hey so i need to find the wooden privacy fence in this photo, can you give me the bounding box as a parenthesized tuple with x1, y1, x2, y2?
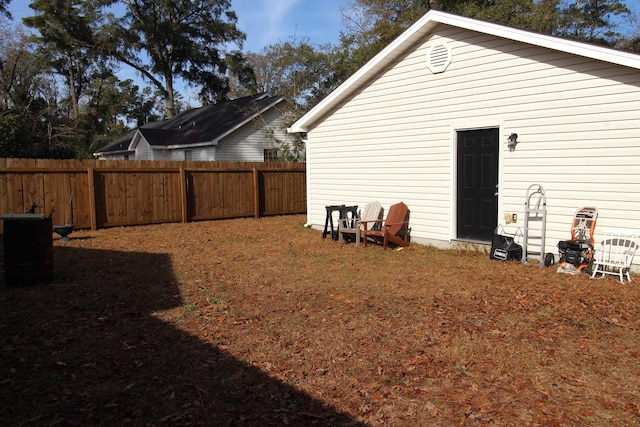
(0, 158, 306, 231)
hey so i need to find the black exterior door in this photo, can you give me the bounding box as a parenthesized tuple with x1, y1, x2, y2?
(456, 128, 499, 242)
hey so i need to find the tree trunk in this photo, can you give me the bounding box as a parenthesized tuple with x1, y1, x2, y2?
(67, 54, 79, 121)
(165, 73, 175, 118)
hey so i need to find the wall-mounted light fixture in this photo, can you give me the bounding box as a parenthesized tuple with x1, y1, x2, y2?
(507, 133, 519, 152)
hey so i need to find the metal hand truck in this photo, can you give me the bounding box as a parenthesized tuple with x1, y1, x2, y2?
(522, 184, 548, 267)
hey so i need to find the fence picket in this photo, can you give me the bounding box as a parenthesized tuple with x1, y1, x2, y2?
(0, 159, 306, 232)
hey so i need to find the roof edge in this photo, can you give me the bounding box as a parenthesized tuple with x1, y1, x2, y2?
(212, 96, 286, 144)
(153, 140, 219, 150)
(437, 12, 640, 68)
(289, 10, 640, 133)
(93, 149, 134, 157)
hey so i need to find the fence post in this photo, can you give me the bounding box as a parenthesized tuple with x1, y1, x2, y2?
(0, 160, 305, 230)
(180, 167, 188, 223)
(253, 167, 260, 218)
(87, 166, 97, 230)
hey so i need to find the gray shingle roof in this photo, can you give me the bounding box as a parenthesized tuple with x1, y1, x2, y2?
(96, 93, 284, 154)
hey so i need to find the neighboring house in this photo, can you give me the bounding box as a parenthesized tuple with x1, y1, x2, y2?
(289, 11, 640, 270)
(94, 93, 293, 162)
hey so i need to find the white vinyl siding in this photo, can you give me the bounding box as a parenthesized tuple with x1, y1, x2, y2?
(134, 138, 154, 160)
(305, 25, 640, 269)
(216, 108, 291, 161)
(190, 147, 216, 161)
(153, 146, 216, 161)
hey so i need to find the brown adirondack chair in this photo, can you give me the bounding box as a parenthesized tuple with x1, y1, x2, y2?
(362, 202, 410, 249)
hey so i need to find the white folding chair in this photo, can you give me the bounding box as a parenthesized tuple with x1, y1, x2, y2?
(591, 228, 639, 283)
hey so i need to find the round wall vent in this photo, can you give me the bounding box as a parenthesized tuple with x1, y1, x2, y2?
(426, 42, 452, 74)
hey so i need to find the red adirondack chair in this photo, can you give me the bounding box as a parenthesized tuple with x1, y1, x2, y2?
(362, 202, 410, 249)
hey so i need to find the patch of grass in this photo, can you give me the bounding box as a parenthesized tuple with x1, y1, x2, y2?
(206, 295, 225, 305)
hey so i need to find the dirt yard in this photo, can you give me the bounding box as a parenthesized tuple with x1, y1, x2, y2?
(1, 214, 639, 426)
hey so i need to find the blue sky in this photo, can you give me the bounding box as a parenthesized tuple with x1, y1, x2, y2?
(8, 0, 349, 52)
(233, 0, 348, 52)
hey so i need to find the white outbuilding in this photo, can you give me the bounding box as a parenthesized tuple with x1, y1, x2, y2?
(289, 11, 640, 270)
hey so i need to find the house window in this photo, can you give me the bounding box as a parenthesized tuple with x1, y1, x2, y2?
(264, 148, 278, 162)
(184, 150, 193, 161)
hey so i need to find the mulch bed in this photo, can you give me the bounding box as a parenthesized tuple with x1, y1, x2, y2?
(1, 215, 639, 426)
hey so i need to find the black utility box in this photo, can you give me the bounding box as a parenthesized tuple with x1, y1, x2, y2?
(1, 214, 54, 285)
(490, 231, 523, 262)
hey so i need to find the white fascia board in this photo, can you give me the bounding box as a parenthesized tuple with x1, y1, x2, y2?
(153, 140, 219, 150)
(435, 11, 640, 69)
(129, 130, 142, 150)
(93, 129, 140, 156)
(288, 10, 640, 133)
(288, 19, 429, 133)
(92, 149, 133, 157)
(212, 97, 286, 144)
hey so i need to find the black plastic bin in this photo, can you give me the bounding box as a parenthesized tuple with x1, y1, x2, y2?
(490, 230, 523, 262)
(2, 215, 54, 285)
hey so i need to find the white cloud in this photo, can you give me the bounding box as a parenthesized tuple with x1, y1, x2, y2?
(233, 0, 301, 51)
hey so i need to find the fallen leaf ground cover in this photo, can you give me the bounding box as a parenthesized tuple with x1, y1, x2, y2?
(1, 214, 639, 426)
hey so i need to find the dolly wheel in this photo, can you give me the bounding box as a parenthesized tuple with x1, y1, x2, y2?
(544, 253, 555, 267)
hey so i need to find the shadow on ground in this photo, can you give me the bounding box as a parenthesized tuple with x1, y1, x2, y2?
(0, 245, 362, 426)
